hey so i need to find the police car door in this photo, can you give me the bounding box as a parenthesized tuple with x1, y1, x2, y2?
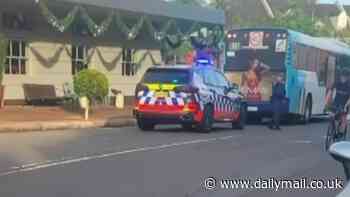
(211, 71, 234, 120)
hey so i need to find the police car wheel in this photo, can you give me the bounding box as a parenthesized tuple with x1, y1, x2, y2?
(196, 105, 213, 133)
(233, 105, 247, 130)
(137, 118, 155, 131)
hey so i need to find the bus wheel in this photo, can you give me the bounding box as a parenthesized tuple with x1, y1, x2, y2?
(301, 97, 312, 124)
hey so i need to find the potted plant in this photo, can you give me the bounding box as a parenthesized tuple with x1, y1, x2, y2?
(0, 34, 7, 109)
(73, 69, 109, 119)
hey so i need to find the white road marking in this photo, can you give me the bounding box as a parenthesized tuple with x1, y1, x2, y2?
(291, 140, 313, 144)
(0, 135, 241, 177)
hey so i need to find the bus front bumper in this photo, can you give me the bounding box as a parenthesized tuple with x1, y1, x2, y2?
(246, 99, 289, 115)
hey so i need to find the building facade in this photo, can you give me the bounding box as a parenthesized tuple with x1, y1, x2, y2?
(0, 0, 224, 104)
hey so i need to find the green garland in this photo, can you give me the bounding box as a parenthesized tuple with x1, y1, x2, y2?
(80, 7, 114, 37)
(38, 0, 79, 32)
(165, 35, 183, 49)
(115, 12, 145, 40)
(177, 22, 201, 39)
(0, 33, 7, 85)
(36, 0, 225, 48)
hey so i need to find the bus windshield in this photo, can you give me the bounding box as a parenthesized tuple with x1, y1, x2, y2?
(225, 29, 288, 102)
(225, 29, 287, 71)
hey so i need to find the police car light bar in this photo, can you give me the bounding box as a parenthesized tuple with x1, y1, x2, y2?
(195, 58, 213, 66)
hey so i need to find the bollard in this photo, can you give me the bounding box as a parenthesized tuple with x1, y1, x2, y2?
(116, 93, 124, 109)
(111, 89, 124, 109)
(79, 96, 90, 120)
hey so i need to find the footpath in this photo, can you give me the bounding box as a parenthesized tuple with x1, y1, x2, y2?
(0, 105, 135, 132)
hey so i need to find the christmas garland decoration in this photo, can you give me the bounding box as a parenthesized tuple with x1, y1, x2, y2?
(80, 7, 114, 37)
(64, 45, 73, 58)
(29, 45, 65, 68)
(145, 18, 177, 41)
(115, 12, 145, 40)
(37, 0, 79, 32)
(96, 48, 123, 71)
(190, 25, 224, 50)
(135, 50, 158, 71)
(165, 35, 183, 49)
(177, 22, 201, 40)
(36, 0, 225, 49)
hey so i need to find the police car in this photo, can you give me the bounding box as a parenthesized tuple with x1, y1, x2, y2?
(133, 59, 246, 132)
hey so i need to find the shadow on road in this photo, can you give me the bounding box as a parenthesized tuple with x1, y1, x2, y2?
(247, 116, 327, 127)
(152, 124, 242, 134)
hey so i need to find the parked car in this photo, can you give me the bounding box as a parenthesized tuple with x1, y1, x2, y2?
(133, 61, 246, 132)
(329, 142, 350, 197)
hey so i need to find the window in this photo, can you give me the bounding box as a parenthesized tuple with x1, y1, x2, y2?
(122, 48, 136, 76)
(201, 69, 228, 87)
(318, 50, 329, 86)
(202, 70, 217, 86)
(71, 45, 88, 75)
(142, 69, 190, 84)
(327, 56, 336, 88)
(295, 44, 307, 69)
(213, 71, 229, 87)
(5, 40, 26, 75)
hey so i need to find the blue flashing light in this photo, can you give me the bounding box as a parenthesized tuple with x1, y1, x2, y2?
(195, 58, 213, 66)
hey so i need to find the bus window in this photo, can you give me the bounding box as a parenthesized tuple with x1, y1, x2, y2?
(327, 56, 336, 88)
(318, 50, 329, 86)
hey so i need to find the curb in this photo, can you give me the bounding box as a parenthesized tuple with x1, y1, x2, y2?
(0, 118, 136, 133)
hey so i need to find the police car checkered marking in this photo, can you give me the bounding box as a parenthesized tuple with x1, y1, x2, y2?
(137, 91, 186, 106)
(165, 97, 173, 106)
(207, 93, 236, 113)
(138, 89, 238, 113)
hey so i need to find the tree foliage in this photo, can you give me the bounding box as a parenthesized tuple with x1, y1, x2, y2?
(169, 0, 206, 6)
(207, 0, 334, 37)
(73, 69, 109, 103)
(268, 0, 330, 36)
(208, 0, 226, 9)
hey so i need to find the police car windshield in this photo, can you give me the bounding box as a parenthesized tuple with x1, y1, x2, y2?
(142, 69, 190, 84)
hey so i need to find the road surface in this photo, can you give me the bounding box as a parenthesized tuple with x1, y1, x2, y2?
(0, 120, 345, 197)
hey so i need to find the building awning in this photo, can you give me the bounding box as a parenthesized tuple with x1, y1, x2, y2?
(58, 0, 225, 25)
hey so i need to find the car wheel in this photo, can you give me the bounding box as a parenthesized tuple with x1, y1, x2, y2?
(137, 117, 155, 131)
(233, 104, 247, 130)
(196, 105, 214, 133)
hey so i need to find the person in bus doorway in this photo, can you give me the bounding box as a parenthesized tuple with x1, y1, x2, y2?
(326, 71, 350, 138)
(269, 74, 286, 130)
(241, 58, 270, 102)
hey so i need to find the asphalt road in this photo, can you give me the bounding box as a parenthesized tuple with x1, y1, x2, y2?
(0, 120, 346, 197)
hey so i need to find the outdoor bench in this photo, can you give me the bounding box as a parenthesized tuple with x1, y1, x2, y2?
(23, 84, 64, 105)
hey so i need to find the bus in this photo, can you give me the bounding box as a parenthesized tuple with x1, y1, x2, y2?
(225, 28, 350, 123)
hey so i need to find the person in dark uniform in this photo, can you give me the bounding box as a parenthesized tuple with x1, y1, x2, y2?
(269, 74, 286, 130)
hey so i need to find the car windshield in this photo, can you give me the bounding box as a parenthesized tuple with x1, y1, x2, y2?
(142, 69, 191, 84)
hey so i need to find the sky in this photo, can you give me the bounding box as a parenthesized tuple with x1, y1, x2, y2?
(318, 0, 350, 5)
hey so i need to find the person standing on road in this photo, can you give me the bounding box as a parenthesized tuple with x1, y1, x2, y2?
(269, 74, 286, 130)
